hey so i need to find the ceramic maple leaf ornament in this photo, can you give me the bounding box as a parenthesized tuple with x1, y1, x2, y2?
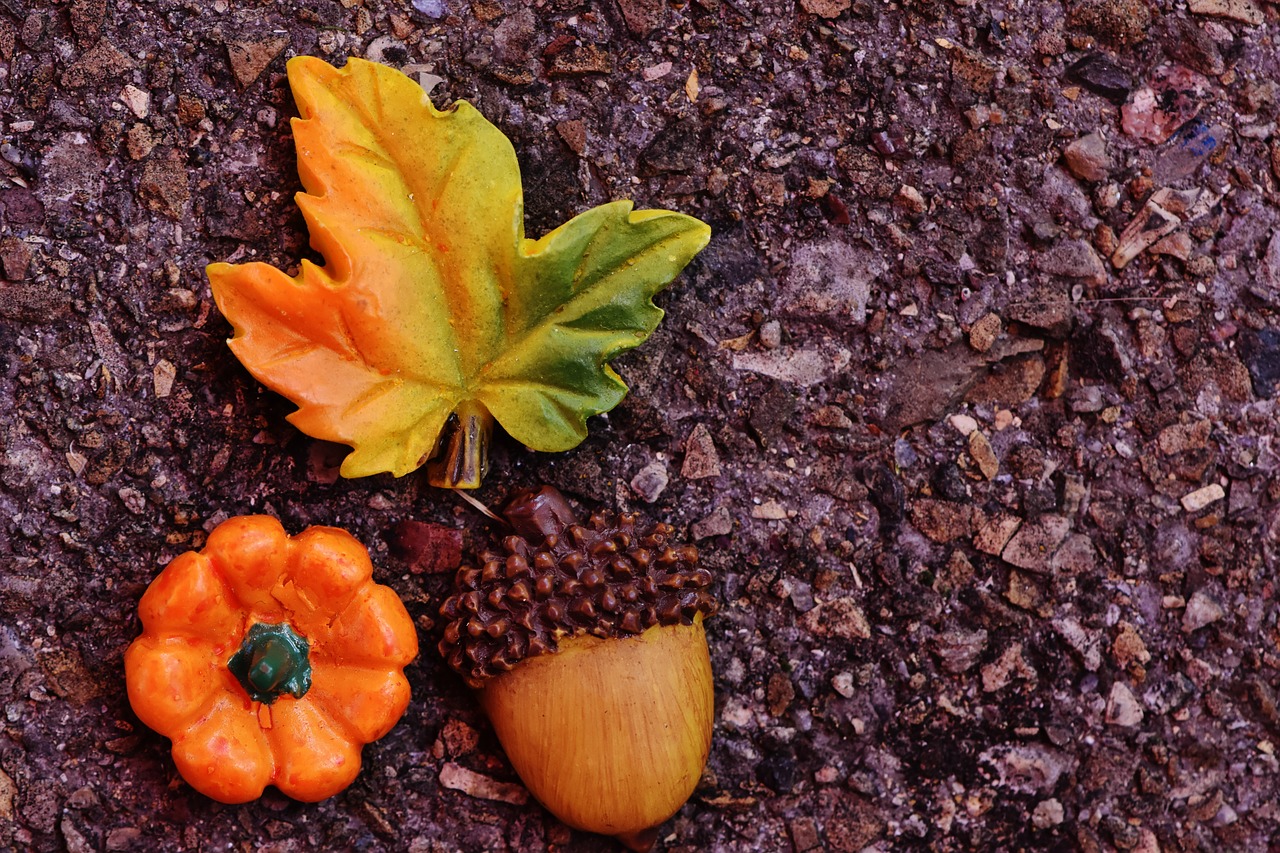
(209, 57, 710, 488)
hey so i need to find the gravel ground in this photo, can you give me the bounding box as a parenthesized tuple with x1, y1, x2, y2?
(3, 0, 1280, 851)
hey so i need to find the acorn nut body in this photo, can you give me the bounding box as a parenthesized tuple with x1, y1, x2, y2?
(439, 487, 717, 851)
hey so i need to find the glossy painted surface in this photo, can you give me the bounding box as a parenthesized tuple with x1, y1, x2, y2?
(208, 57, 710, 484)
(124, 515, 418, 803)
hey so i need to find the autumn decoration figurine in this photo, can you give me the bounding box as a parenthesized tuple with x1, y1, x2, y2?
(438, 487, 717, 851)
(124, 515, 418, 803)
(208, 56, 711, 488)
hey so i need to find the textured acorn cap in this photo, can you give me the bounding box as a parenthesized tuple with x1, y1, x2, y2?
(438, 489, 717, 687)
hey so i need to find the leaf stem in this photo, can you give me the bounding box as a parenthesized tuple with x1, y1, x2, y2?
(427, 400, 494, 489)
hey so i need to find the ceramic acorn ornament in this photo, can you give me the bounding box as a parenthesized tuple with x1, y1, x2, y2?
(207, 56, 710, 489)
(439, 486, 717, 851)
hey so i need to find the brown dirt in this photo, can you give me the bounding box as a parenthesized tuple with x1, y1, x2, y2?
(4, 0, 1280, 851)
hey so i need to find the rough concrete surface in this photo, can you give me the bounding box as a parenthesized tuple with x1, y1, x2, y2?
(3, 0, 1280, 851)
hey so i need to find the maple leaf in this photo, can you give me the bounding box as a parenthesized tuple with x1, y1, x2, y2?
(208, 57, 710, 487)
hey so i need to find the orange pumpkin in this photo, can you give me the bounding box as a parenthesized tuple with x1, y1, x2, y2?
(124, 515, 418, 803)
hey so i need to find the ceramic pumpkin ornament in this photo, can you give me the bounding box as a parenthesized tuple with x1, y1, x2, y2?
(124, 515, 418, 802)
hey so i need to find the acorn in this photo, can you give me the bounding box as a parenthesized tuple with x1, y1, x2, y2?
(438, 486, 717, 851)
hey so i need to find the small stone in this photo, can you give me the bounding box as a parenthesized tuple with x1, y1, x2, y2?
(799, 0, 851, 17)
(691, 506, 733, 540)
(1182, 589, 1225, 632)
(911, 499, 976, 543)
(0, 768, 14, 820)
(1149, 231, 1193, 260)
(1157, 419, 1210, 455)
(0, 237, 32, 280)
(1063, 133, 1111, 182)
(226, 36, 288, 88)
(767, 672, 795, 716)
(784, 239, 882, 325)
(975, 514, 1021, 555)
(969, 313, 1001, 353)
(982, 643, 1036, 692)
(125, 123, 155, 160)
(831, 672, 856, 698)
(789, 816, 822, 851)
(617, 0, 667, 35)
(800, 597, 871, 642)
(152, 359, 176, 398)
(629, 461, 669, 503)
(1112, 622, 1151, 668)
(811, 405, 853, 430)
(758, 319, 782, 349)
(1106, 682, 1144, 727)
(1036, 238, 1108, 285)
(106, 828, 143, 851)
(964, 354, 1045, 408)
(1180, 483, 1225, 512)
(751, 500, 789, 520)
(968, 430, 999, 480)
(431, 720, 481, 761)
(933, 628, 989, 674)
(1066, 53, 1133, 104)
(1069, 0, 1152, 47)
(1032, 799, 1065, 829)
(139, 154, 191, 220)
(1121, 66, 1209, 145)
(682, 423, 722, 479)
(555, 119, 586, 156)
(388, 520, 463, 574)
(119, 84, 150, 118)
(117, 487, 146, 514)
(949, 413, 980, 436)
(894, 184, 927, 216)
(1188, 0, 1264, 25)
(1001, 515, 1071, 572)
(752, 173, 787, 207)
(438, 763, 529, 805)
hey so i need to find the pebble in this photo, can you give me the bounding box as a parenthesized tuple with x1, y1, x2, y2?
(1188, 0, 1264, 25)
(388, 520, 463, 574)
(1153, 120, 1224, 184)
(758, 319, 782, 349)
(831, 672, 856, 698)
(751, 500, 789, 520)
(784, 239, 881, 325)
(1111, 622, 1151, 668)
(1066, 53, 1133, 104)
(1106, 682, 1144, 727)
(225, 36, 288, 88)
(968, 313, 1001, 353)
(933, 628, 989, 674)
(949, 413, 980, 435)
(629, 460, 669, 503)
(1180, 483, 1224, 512)
(968, 430, 999, 480)
(1032, 799, 1065, 829)
(1002, 516, 1071, 572)
(1063, 133, 1111, 182)
(681, 423, 722, 479)
(1182, 589, 1225, 632)
(692, 506, 733, 540)
(800, 597, 871, 641)
(118, 84, 150, 118)
(1121, 66, 1208, 144)
(1157, 419, 1210, 455)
